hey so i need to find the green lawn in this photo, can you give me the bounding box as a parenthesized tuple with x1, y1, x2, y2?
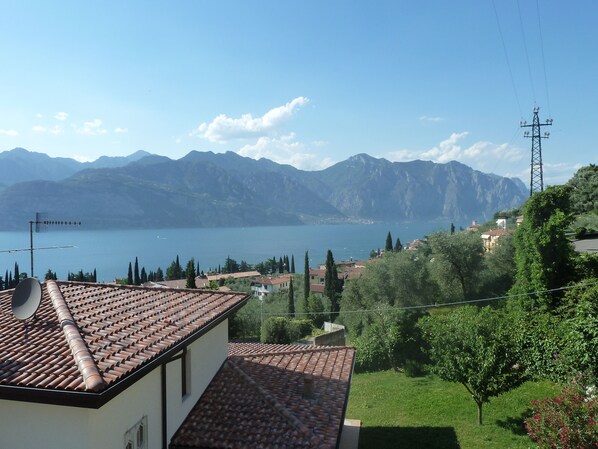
(346, 371, 560, 449)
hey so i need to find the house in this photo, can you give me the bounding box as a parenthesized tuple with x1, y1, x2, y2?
(250, 274, 291, 299)
(0, 280, 356, 449)
(480, 229, 511, 252)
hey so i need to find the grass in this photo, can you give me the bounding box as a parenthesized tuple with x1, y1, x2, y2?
(346, 370, 560, 449)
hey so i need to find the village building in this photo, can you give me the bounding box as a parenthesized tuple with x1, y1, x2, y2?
(0, 280, 356, 449)
(480, 229, 511, 252)
(250, 274, 291, 299)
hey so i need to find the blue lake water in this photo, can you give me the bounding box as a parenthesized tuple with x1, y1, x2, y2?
(0, 221, 454, 283)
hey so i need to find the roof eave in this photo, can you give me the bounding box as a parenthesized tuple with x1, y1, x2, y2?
(0, 293, 250, 409)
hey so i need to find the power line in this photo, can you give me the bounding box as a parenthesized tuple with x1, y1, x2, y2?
(492, 0, 523, 118)
(260, 280, 598, 317)
(517, 0, 537, 102)
(536, 0, 552, 117)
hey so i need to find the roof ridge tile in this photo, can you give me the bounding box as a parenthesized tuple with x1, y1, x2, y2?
(46, 280, 105, 392)
(230, 345, 352, 359)
(227, 358, 324, 448)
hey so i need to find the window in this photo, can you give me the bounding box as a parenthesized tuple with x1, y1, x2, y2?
(124, 416, 147, 449)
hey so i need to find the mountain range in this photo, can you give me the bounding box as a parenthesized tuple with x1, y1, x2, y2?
(0, 148, 528, 230)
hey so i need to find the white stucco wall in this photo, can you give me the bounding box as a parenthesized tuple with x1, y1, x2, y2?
(0, 319, 229, 449)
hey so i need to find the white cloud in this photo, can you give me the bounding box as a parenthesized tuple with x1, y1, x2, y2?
(36, 113, 43, 118)
(76, 119, 107, 136)
(237, 133, 334, 171)
(114, 127, 128, 133)
(0, 129, 19, 136)
(419, 115, 444, 122)
(385, 131, 529, 177)
(32, 125, 62, 135)
(54, 112, 68, 121)
(192, 97, 309, 143)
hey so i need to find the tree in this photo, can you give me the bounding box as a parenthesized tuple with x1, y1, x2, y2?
(324, 249, 341, 321)
(385, 232, 393, 253)
(307, 294, 325, 329)
(303, 251, 310, 312)
(155, 267, 164, 282)
(419, 306, 526, 425)
(450, 222, 455, 235)
(394, 236, 403, 252)
(290, 255, 295, 273)
(127, 262, 133, 285)
(287, 277, 295, 317)
(166, 256, 184, 280)
(511, 186, 576, 310)
(134, 257, 140, 285)
(567, 164, 598, 214)
(427, 231, 484, 302)
(45, 269, 57, 281)
(140, 267, 147, 284)
(341, 251, 437, 371)
(185, 258, 196, 288)
(14, 262, 19, 285)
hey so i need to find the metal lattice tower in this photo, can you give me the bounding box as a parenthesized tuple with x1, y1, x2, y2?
(520, 107, 553, 196)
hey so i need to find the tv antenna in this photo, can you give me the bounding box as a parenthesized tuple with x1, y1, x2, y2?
(11, 277, 42, 321)
(0, 213, 81, 278)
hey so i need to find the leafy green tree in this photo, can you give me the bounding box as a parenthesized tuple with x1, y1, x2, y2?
(155, 267, 164, 282)
(567, 164, 598, 214)
(127, 262, 133, 285)
(261, 317, 292, 344)
(288, 277, 295, 317)
(385, 232, 393, 252)
(342, 251, 437, 371)
(420, 306, 526, 425)
(134, 257, 140, 285)
(511, 186, 576, 310)
(140, 267, 147, 284)
(428, 231, 484, 302)
(223, 256, 239, 274)
(166, 256, 184, 280)
(307, 294, 325, 328)
(185, 258, 196, 288)
(45, 269, 57, 281)
(303, 251, 310, 312)
(478, 234, 516, 298)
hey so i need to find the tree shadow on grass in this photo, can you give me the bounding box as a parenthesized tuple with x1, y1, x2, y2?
(495, 410, 532, 436)
(359, 426, 460, 449)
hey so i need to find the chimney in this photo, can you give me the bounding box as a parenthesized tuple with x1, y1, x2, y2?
(302, 375, 315, 399)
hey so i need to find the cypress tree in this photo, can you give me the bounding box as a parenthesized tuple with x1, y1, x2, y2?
(127, 262, 133, 285)
(291, 255, 295, 273)
(186, 258, 196, 288)
(4, 270, 8, 289)
(14, 262, 20, 285)
(385, 232, 393, 253)
(303, 251, 310, 313)
(278, 257, 284, 274)
(394, 236, 403, 251)
(93, 269, 97, 283)
(324, 250, 341, 322)
(288, 277, 295, 317)
(450, 223, 456, 235)
(141, 267, 147, 284)
(134, 257, 140, 285)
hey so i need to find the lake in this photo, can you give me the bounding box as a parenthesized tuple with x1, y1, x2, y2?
(0, 221, 455, 282)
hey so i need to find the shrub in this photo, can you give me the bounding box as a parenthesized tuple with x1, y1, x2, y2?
(260, 317, 291, 344)
(289, 319, 313, 341)
(525, 375, 597, 448)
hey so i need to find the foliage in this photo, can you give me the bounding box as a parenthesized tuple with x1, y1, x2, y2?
(303, 250, 310, 309)
(478, 234, 516, 298)
(166, 255, 183, 280)
(127, 262, 133, 285)
(261, 317, 292, 344)
(134, 257, 140, 285)
(45, 269, 58, 280)
(287, 277, 295, 316)
(67, 269, 97, 282)
(427, 231, 484, 302)
(307, 294, 325, 329)
(511, 186, 576, 310)
(567, 163, 598, 214)
(419, 306, 527, 425)
(324, 249, 342, 321)
(525, 375, 597, 448)
(185, 257, 196, 288)
(385, 231, 393, 252)
(289, 319, 313, 341)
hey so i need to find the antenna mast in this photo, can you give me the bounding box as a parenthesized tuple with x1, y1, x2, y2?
(521, 107, 552, 196)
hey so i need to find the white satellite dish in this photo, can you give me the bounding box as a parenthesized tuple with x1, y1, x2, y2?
(11, 277, 42, 321)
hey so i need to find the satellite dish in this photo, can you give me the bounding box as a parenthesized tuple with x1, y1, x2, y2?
(11, 277, 42, 321)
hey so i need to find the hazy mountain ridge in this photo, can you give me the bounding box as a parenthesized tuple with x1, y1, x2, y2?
(0, 148, 527, 230)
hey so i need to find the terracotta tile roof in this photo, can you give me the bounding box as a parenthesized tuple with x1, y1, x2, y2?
(252, 274, 291, 286)
(170, 343, 355, 449)
(480, 229, 511, 237)
(0, 280, 248, 399)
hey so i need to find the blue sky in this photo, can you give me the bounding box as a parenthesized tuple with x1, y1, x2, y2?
(0, 1, 596, 185)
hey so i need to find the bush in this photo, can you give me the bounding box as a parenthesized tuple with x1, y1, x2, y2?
(289, 319, 313, 341)
(261, 317, 292, 344)
(525, 375, 597, 448)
